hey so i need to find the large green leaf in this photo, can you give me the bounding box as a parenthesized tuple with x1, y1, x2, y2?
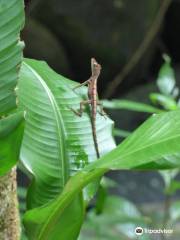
(0, 0, 24, 116)
(24, 110, 180, 240)
(18, 59, 115, 208)
(87, 110, 180, 170)
(24, 193, 85, 240)
(0, 112, 24, 175)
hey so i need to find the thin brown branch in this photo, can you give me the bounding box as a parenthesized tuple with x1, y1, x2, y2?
(103, 0, 172, 98)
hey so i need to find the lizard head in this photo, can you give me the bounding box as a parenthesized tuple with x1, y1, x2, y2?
(91, 58, 101, 78)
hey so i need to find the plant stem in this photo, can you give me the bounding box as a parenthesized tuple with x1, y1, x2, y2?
(0, 167, 20, 240)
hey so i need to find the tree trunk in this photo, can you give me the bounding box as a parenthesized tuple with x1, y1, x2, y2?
(0, 167, 20, 240)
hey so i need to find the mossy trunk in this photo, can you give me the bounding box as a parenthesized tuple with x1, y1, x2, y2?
(0, 167, 20, 240)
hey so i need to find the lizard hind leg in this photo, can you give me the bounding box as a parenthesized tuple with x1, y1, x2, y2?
(97, 102, 108, 118)
(70, 100, 91, 117)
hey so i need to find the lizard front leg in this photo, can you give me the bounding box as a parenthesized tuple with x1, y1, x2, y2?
(71, 100, 91, 117)
(73, 79, 91, 91)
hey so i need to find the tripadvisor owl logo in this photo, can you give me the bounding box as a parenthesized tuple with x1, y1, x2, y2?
(135, 227, 144, 235)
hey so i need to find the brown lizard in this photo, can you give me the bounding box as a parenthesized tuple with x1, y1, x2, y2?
(71, 58, 106, 158)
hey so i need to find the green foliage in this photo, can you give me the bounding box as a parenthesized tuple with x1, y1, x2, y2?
(79, 195, 150, 240)
(87, 110, 180, 170)
(0, 2, 25, 239)
(103, 55, 179, 115)
(149, 93, 177, 110)
(23, 109, 180, 239)
(157, 54, 176, 97)
(1, 1, 180, 238)
(0, 0, 24, 175)
(102, 54, 180, 239)
(21, 54, 180, 239)
(0, 0, 24, 116)
(0, 112, 24, 176)
(24, 193, 85, 240)
(159, 170, 179, 194)
(113, 128, 131, 138)
(18, 58, 115, 209)
(149, 55, 179, 112)
(166, 180, 180, 195)
(17, 58, 115, 239)
(170, 201, 180, 223)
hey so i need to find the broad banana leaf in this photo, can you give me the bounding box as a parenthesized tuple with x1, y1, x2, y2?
(0, 0, 24, 116)
(0, 0, 24, 175)
(18, 59, 116, 208)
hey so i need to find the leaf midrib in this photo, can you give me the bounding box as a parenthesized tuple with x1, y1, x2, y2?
(23, 62, 68, 187)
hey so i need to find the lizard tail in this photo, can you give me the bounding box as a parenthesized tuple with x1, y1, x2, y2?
(92, 120, 100, 158)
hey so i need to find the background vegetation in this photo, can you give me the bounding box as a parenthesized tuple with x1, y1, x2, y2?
(1, 0, 180, 239)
